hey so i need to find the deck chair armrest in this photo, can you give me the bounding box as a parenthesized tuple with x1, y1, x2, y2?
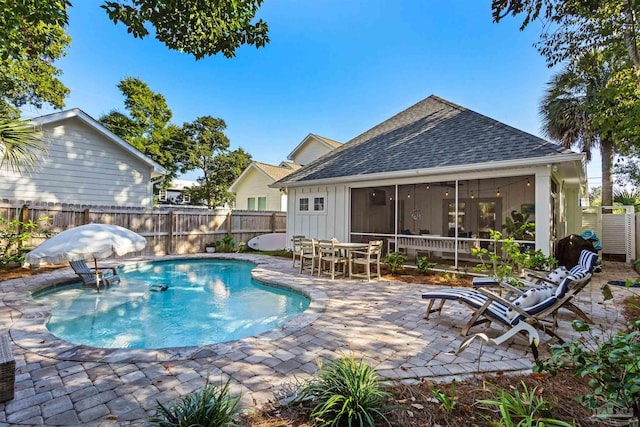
(86, 267, 118, 276)
(496, 281, 526, 295)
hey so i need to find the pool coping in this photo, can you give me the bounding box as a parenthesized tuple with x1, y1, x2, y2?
(7, 254, 327, 363)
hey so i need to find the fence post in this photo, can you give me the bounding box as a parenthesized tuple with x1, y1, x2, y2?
(83, 208, 90, 225)
(19, 204, 29, 224)
(227, 211, 232, 235)
(271, 212, 276, 232)
(167, 210, 174, 255)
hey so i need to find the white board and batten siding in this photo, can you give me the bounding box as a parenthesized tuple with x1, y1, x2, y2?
(286, 185, 349, 248)
(0, 116, 157, 208)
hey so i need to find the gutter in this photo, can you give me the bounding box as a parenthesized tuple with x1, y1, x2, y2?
(272, 153, 584, 189)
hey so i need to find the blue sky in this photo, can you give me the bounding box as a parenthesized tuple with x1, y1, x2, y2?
(24, 0, 600, 186)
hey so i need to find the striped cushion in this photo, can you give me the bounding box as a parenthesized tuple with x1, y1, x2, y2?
(554, 276, 574, 298)
(578, 250, 598, 272)
(569, 265, 589, 280)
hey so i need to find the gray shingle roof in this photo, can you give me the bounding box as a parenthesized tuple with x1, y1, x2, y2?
(276, 95, 574, 185)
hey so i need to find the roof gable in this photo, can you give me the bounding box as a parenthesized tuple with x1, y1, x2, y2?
(277, 95, 577, 186)
(32, 108, 166, 176)
(229, 161, 297, 191)
(286, 133, 342, 162)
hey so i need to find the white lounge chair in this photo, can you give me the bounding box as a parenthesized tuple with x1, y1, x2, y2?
(69, 259, 120, 289)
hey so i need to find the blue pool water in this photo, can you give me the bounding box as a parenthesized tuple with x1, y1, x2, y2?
(34, 259, 310, 349)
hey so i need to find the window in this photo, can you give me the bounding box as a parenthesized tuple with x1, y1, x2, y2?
(314, 197, 324, 211)
(182, 193, 191, 204)
(298, 193, 326, 213)
(258, 197, 267, 211)
(247, 197, 256, 210)
(158, 189, 168, 202)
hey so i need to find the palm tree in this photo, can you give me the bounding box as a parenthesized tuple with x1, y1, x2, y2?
(0, 117, 46, 173)
(614, 189, 640, 212)
(539, 53, 615, 207)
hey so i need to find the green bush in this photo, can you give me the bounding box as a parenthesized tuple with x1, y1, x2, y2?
(297, 355, 393, 427)
(523, 249, 557, 271)
(535, 320, 640, 416)
(476, 381, 572, 427)
(416, 256, 436, 274)
(0, 215, 51, 267)
(383, 252, 406, 274)
(151, 379, 240, 427)
(215, 234, 236, 253)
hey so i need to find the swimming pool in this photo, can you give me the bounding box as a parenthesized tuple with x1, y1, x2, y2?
(34, 259, 310, 349)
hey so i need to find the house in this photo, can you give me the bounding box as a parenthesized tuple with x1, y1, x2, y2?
(0, 109, 165, 208)
(156, 179, 201, 205)
(230, 134, 341, 211)
(274, 95, 587, 266)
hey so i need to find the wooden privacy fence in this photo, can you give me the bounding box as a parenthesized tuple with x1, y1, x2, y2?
(0, 202, 286, 258)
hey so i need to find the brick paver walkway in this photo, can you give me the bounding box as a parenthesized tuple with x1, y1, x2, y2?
(0, 254, 636, 426)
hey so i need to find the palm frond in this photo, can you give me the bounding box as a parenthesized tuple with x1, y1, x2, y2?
(0, 118, 47, 173)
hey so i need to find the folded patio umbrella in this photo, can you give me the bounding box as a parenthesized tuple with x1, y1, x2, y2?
(25, 223, 147, 289)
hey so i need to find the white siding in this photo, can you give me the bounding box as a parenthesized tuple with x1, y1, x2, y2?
(290, 139, 333, 166)
(233, 167, 283, 211)
(0, 118, 154, 207)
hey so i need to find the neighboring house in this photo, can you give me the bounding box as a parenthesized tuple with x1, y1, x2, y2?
(230, 134, 341, 211)
(156, 179, 200, 205)
(0, 109, 165, 208)
(274, 95, 587, 264)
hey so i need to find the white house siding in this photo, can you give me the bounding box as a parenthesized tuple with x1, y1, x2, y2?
(290, 139, 334, 166)
(233, 167, 283, 211)
(0, 118, 155, 207)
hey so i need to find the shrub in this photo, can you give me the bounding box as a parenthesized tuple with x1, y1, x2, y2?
(215, 234, 235, 253)
(523, 249, 557, 271)
(535, 319, 640, 416)
(0, 215, 51, 267)
(151, 379, 240, 427)
(416, 256, 436, 274)
(476, 381, 572, 427)
(383, 252, 406, 274)
(296, 355, 393, 427)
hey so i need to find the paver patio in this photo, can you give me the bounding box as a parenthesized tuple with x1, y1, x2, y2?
(0, 254, 635, 426)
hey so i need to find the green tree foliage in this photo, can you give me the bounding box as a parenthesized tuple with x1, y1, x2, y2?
(615, 157, 640, 188)
(0, 117, 47, 173)
(539, 53, 619, 206)
(99, 77, 186, 185)
(0, 0, 71, 117)
(186, 143, 252, 209)
(101, 0, 269, 59)
(589, 186, 602, 206)
(614, 189, 640, 212)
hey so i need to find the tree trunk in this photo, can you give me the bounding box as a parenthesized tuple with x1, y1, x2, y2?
(601, 135, 614, 211)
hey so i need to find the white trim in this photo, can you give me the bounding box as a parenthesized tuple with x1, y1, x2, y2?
(274, 153, 585, 188)
(31, 108, 166, 176)
(286, 134, 340, 161)
(229, 162, 276, 192)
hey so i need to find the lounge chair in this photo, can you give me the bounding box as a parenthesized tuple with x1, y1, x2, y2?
(422, 275, 590, 355)
(349, 240, 383, 280)
(69, 259, 120, 289)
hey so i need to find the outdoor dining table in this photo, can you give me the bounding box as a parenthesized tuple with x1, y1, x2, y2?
(333, 242, 369, 259)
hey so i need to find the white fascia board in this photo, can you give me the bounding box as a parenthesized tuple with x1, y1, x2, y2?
(276, 153, 584, 188)
(32, 108, 167, 176)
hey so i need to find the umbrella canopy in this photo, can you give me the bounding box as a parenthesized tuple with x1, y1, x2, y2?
(26, 223, 147, 266)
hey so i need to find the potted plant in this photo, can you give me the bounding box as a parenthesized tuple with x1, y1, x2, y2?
(502, 210, 535, 241)
(204, 242, 216, 253)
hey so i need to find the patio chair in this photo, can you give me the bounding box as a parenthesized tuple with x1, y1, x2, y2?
(422, 273, 593, 350)
(291, 235, 305, 268)
(317, 239, 347, 279)
(299, 238, 319, 275)
(349, 240, 383, 281)
(69, 259, 120, 289)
